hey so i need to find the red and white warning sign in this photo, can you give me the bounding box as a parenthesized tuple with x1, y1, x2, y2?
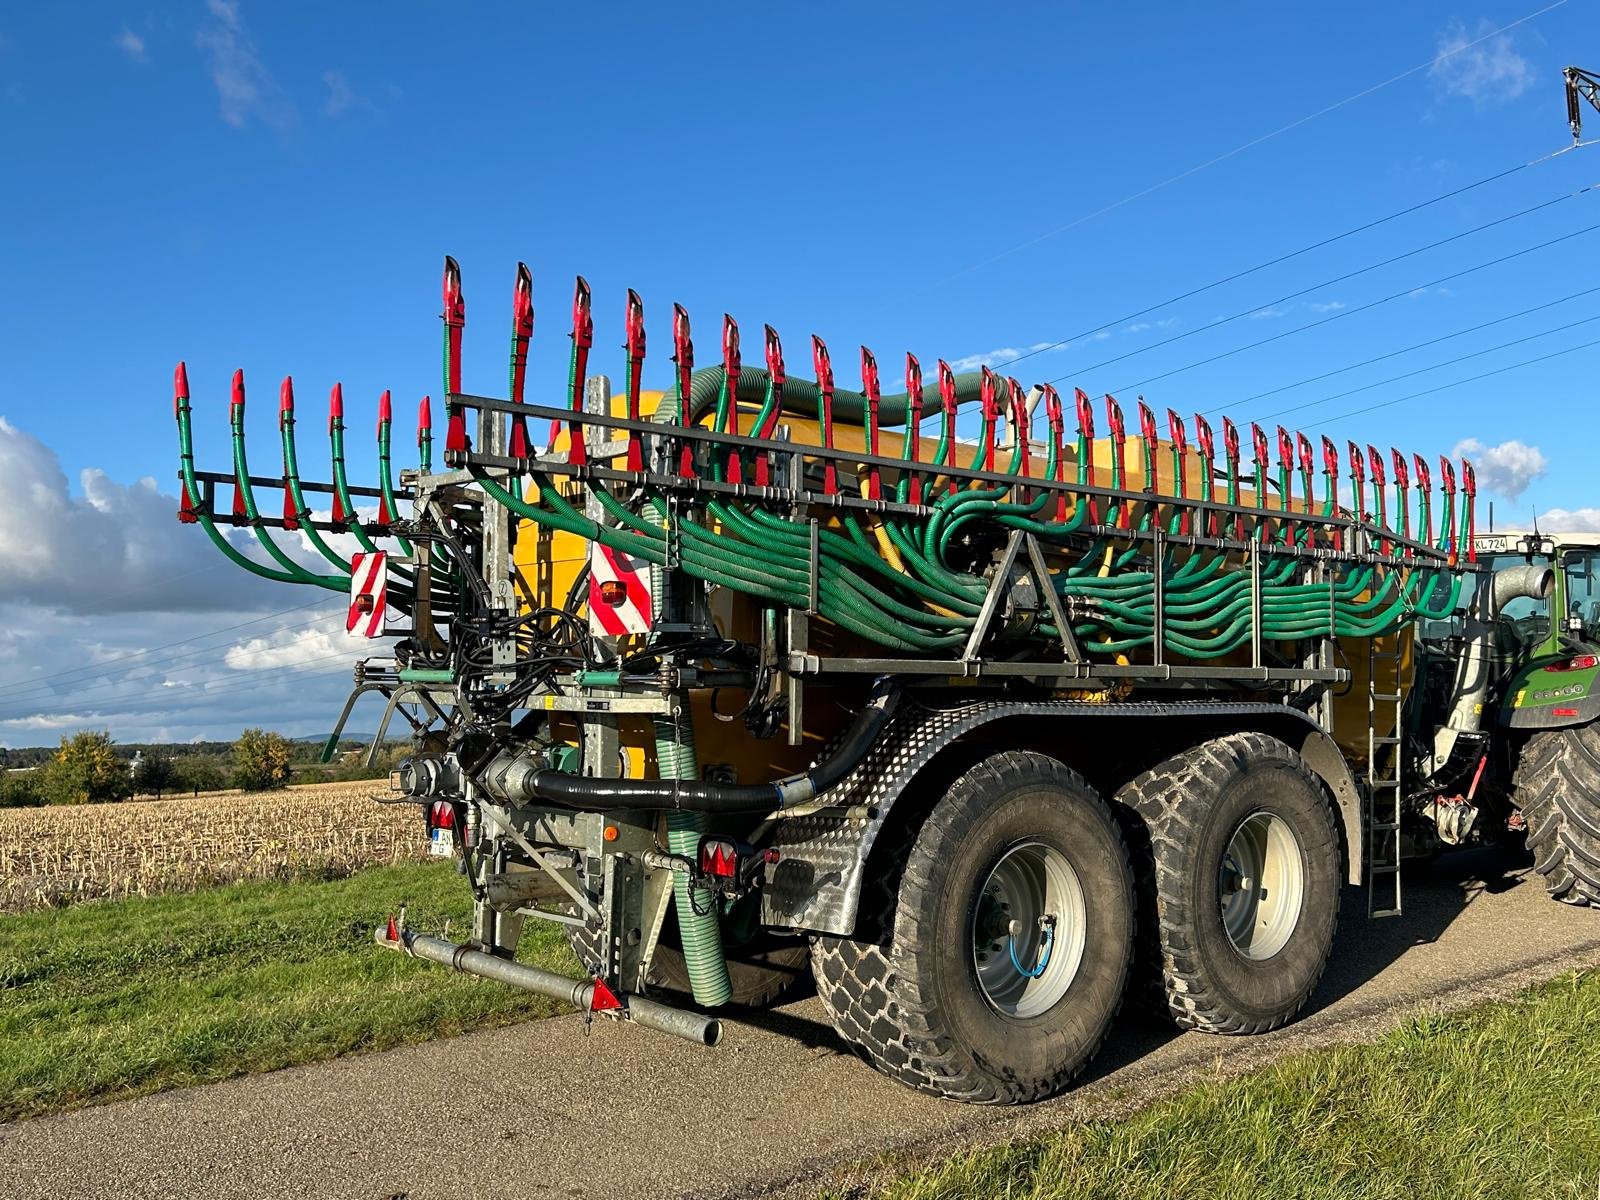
(588, 542, 653, 636)
(348, 550, 387, 637)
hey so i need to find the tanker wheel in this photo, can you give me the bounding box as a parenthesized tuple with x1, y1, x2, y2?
(810, 750, 1135, 1104)
(1514, 724, 1600, 906)
(1115, 732, 1340, 1035)
(566, 895, 810, 1009)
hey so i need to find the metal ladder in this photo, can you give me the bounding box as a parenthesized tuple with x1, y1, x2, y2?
(1366, 641, 1405, 917)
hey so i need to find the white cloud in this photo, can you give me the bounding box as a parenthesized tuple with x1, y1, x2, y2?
(947, 342, 1058, 372)
(225, 617, 367, 671)
(1430, 20, 1534, 106)
(195, 0, 295, 131)
(1537, 508, 1600, 532)
(115, 28, 146, 63)
(0, 417, 306, 615)
(1451, 437, 1547, 500)
(1248, 306, 1288, 320)
(322, 69, 375, 118)
(1308, 300, 1345, 313)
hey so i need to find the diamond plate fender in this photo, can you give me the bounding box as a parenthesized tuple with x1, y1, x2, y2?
(762, 695, 1363, 935)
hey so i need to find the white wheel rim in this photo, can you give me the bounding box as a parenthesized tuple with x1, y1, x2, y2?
(971, 841, 1088, 1019)
(1219, 810, 1305, 960)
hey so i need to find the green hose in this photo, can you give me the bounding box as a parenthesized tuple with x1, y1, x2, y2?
(657, 713, 733, 1008)
(644, 498, 732, 1009)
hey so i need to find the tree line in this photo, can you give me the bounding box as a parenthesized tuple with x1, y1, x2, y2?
(0, 730, 408, 808)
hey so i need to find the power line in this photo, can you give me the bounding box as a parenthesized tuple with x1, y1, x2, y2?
(0, 653, 362, 725)
(1221, 285, 1600, 412)
(0, 599, 328, 694)
(987, 158, 1549, 372)
(1317, 334, 1600, 428)
(1053, 180, 1598, 385)
(924, 0, 1571, 291)
(1085, 219, 1600, 393)
(0, 611, 344, 708)
(1254, 310, 1600, 425)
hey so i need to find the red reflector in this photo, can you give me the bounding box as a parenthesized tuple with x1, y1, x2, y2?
(699, 838, 738, 879)
(1554, 707, 1580, 717)
(589, 978, 624, 1012)
(598, 580, 627, 606)
(427, 800, 455, 830)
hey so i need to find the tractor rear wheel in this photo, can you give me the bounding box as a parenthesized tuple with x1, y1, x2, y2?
(1515, 724, 1600, 906)
(1115, 732, 1341, 1034)
(810, 750, 1135, 1104)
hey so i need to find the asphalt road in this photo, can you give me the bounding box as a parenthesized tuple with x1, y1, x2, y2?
(4, 845, 1599, 1200)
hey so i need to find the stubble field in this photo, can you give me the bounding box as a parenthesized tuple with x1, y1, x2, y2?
(0, 782, 426, 912)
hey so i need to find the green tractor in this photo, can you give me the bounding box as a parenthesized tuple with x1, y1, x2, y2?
(1410, 529, 1600, 905)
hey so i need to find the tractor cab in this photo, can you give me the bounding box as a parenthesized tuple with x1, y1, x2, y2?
(1468, 531, 1600, 729)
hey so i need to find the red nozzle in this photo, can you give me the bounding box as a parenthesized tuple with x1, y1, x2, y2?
(1297, 433, 1314, 477)
(231, 369, 245, 422)
(1008, 377, 1030, 479)
(1167, 409, 1188, 456)
(513, 262, 534, 340)
(626, 289, 646, 361)
(862, 347, 883, 496)
(379, 388, 393, 426)
(1138, 400, 1158, 449)
(814, 335, 836, 494)
(979, 367, 999, 471)
(442, 256, 464, 397)
(173, 361, 190, 419)
(443, 256, 464, 328)
(861, 345, 881, 445)
(1222, 417, 1240, 465)
(1347, 441, 1365, 482)
(1439, 456, 1457, 493)
(672, 303, 694, 475)
(1276, 426, 1294, 470)
(418, 395, 432, 432)
(279, 376, 294, 431)
(572, 276, 593, 350)
(938, 359, 958, 437)
(722, 315, 742, 470)
(1461, 458, 1476, 497)
(905, 350, 924, 449)
(1193, 413, 1214, 463)
(1074, 387, 1095, 440)
(1251, 423, 1269, 468)
(329, 382, 344, 435)
(1413, 454, 1432, 493)
(1366, 444, 1385, 489)
(1391, 449, 1409, 490)
(1321, 436, 1339, 476)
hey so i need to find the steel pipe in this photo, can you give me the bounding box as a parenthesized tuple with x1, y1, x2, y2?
(374, 926, 723, 1047)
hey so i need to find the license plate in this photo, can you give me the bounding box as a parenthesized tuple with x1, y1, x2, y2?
(428, 828, 454, 858)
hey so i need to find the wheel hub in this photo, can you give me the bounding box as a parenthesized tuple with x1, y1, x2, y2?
(970, 842, 1087, 1019)
(1218, 810, 1305, 961)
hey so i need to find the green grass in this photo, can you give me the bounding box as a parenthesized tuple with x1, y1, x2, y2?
(0, 861, 576, 1122)
(833, 970, 1600, 1200)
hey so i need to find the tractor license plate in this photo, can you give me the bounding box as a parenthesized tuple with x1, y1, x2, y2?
(428, 828, 454, 858)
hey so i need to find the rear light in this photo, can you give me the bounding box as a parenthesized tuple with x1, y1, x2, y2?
(426, 800, 456, 831)
(1547, 654, 1599, 672)
(699, 837, 739, 880)
(1554, 707, 1580, 717)
(599, 580, 627, 606)
(697, 837, 780, 886)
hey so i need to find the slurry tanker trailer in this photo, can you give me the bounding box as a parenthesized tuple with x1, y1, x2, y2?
(171, 258, 1598, 1103)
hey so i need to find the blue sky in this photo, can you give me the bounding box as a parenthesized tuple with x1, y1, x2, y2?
(0, 1, 1596, 743)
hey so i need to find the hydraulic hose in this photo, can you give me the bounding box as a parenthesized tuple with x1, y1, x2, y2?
(525, 679, 899, 813)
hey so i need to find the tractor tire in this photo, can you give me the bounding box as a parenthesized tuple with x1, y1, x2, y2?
(567, 907, 810, 1010)
(1514, 724, 1600, 906)
(809, 750, 1135, 1104)
(1115, 732, 1341, 1035)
